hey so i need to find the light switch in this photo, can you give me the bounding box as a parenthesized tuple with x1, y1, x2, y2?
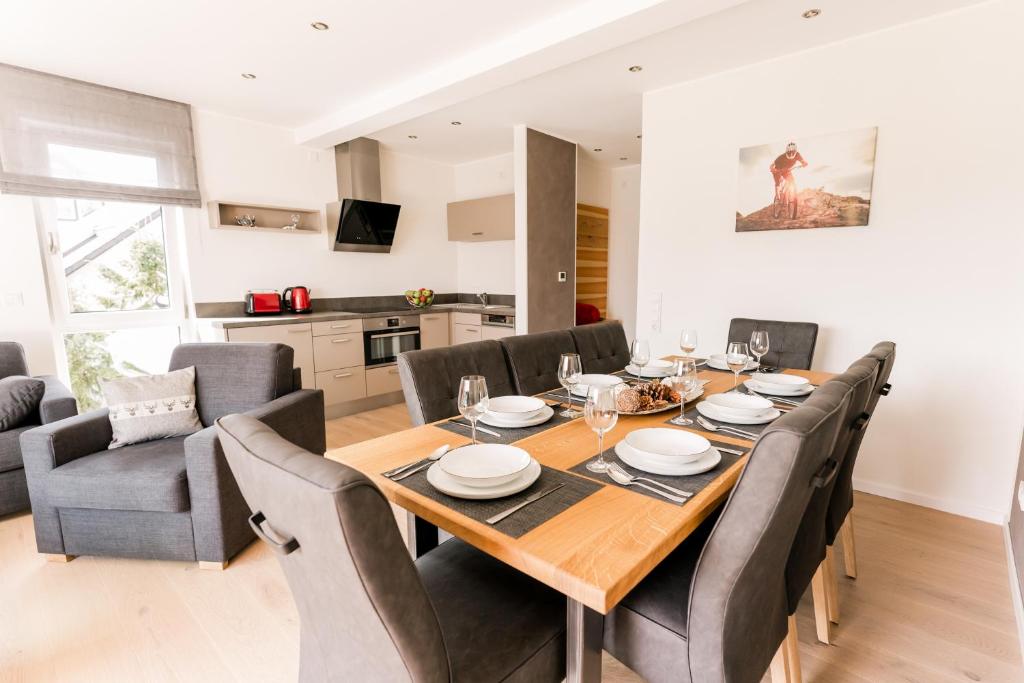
(648, 292, 662, 333)
(557, 272, 567, 282)
(3, 292, 24, 308)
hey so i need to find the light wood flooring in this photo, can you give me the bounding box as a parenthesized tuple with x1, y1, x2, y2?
(1, 403, 1020, 682)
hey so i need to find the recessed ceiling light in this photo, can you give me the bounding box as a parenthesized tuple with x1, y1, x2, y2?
(450, 121, 462, 126)
(628, 65, 643, 73)
(311, 21, 329, 30)
(802, 8, 821, 19)
(241, 73, 256, 79)
(407, 135, 418, 140)
(593, 148, 602, 152)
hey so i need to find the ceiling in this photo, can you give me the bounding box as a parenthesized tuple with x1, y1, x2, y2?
(0, 0, 991, 169)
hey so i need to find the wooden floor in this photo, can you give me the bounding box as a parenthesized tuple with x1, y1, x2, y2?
(1, 403, 1020, 682)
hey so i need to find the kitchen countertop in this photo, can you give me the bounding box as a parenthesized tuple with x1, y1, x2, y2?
(200, 304, 516, 329)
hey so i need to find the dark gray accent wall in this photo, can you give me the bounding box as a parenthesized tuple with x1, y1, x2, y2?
(1009, 430, 1024, 600)
(525, 128, 576, 333)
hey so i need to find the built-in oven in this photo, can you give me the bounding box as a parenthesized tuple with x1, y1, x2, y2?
(363, 315, 420, 367)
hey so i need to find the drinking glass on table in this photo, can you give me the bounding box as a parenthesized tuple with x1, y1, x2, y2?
(630, 339, 651, 381)
(457, 375, 489, 444)
(679, 329, 698, 361)
(749, 330, 770, 370)
(557, 353, 583, 418)
(584, 385, 619, 473)
(669, 358, 698, 425)
(725, 342, 750, 393)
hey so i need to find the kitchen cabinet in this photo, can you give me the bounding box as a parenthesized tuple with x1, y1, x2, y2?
(315, 367, 367, 404)
(419, 312, 450, 349)
(452, 323, 482, 345)
(481, 325, 513, 341)
(447, 194, 514, 242)
(226, 323, 314, 390)
(366, 365, 403, 396)
(312, 332, 363, 371)
(312, 318, 363, 336)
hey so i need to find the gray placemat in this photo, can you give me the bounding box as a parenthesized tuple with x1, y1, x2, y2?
(436, 409, 579, 445)
(568, 438, 747, 507)
(388, 464, 603, 538)
(667, 405, 776, 439)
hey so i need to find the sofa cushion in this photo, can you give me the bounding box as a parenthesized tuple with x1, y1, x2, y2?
(47, 436, 190, 512)
(0, 375, 45, 431)
(102, 367, 202, 449)
(0, 424, 35, 473)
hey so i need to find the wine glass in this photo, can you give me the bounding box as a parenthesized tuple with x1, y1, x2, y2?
(457, 375, 489, 444)
(584, 385, 619, 473)
(557, 353, 583, 417)
(679, 329, 698, 360)
(749, 330, 770, 371)
(725, 342, 750, 393)
(630, 339, 651, 382)
(669, 358, 698, 425)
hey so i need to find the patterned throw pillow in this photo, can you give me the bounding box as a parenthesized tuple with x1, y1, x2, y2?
(102, 366, 203, 449)
(0, 375, 45, 430)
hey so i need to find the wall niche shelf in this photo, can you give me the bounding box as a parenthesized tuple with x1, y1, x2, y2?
(208, 201, 323, 234)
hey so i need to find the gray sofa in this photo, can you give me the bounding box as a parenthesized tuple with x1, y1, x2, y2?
(21, 343, 325, 567)
(0, 342, 77, 517)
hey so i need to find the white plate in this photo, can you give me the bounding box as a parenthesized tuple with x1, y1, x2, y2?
(750, 373, 809, 387)
(427, 458, 542, 499)
(615, 441, 722, 476)
(485, 395, 547, 420)
(625, 363, 673, 378)
(744, 379, 815, 397)
(439, 444, 532, 488)
(696, 401, 780, 425)
(707, 354, 759, 372)
(705, 393, 774, 415)
(625, 428, 710, 458)
(479, 404, 555, 428)
(571, 374, 625, 397)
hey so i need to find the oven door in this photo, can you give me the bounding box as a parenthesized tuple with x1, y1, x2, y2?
(364, 327, 420, 366)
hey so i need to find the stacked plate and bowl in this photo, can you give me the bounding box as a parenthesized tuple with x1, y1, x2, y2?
(695, 392, 780, 425)
(614, 428, 722, 475)
(478, 395, 553, 428)
(706, 353, 759, 372)
(743, 372, 814, 397)
(428, 444, 542, 499)
(624, 359, 675, 378)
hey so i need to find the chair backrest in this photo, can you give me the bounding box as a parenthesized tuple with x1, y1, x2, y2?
(728, 318, 819, 370)
(569, 320, 631, 374)
(169, 343, 295, 427)
(686, 384, 846, 683)
(0, 342, 29, 380)
(500, 330, 577, 396)
(826, 341, 896, 543)
(783, 359, 876, 613)
(397, 340, 517, 426)
(216, 414, 449, 683)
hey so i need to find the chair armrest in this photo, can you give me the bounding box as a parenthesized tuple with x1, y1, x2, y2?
(35, 375, 79, 424)
(20, 409, 112, 472)
(244, 389, 326, 455)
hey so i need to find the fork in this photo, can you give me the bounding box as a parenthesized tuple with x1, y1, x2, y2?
(696, 416, 759, 440)
(608, 462, 692, 498)
(745, 387, 801, 407)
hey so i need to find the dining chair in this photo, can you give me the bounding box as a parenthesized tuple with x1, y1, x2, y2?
(603, 381, 848, 683)
(568, 319, 631, 374)
(728, 318, 819, 370)
(396, 340, 517, 426)
(500, 330, 578, 395)
(216, 413, 568, 683)
(825, 341, 897, 582)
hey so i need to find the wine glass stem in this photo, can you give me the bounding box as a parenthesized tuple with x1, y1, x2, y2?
(470, 417, 477, 444)
(734, 372, 739, 391)
(567, 387, 572, 410)
(597, 430, 605, 466)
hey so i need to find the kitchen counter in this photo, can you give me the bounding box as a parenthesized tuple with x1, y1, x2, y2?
(200, 304, 515, 329)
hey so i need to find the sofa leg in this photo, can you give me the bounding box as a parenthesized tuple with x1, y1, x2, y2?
(198, 560, 228, 571)
(44, 553, 76, 563)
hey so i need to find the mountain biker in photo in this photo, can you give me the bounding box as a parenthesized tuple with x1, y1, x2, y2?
(770, 142, 808, 201)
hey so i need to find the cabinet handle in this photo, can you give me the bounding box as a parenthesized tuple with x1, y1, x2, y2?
(388, 369, 399, 375)
(331, 338, 352, 343)
(464, 328, 479, 333)
(287, 329, 308, 334)
(423, 316, 437, 320)
(330, 323, 351, 329)
(471, 232, 484, 236)
(334, 373, 353, 379)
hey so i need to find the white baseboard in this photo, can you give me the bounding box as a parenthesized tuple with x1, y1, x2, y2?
(1002, 522, 1024, 664)
(853, 476, 1005, 525)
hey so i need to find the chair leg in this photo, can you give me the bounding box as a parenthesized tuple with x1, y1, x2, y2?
(198, 560, 228, 571)
(785, 614, 803, 683)
(44, 553, 75, 563)
(810, 564, 832, 644)
(769, 641, 791, 683)
(824, 546, 841, 625)
(840, 513, 858, 579)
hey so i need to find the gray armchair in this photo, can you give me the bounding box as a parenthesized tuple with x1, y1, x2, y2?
(0, 342, 77, 516)
(21, 343, 325, 567)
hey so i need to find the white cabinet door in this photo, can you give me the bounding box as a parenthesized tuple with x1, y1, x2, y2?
(315, 367, 367, 403)
(481, 325, 513, 341)
(366, 365, 403, 396)
(227, 323, 314, 389)
(452, 323, 482, 345)
(312, 332, 364, 371)
(419, 312, 449, 349)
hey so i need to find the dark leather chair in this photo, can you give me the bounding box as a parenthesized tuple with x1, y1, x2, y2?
(603, 378, 847, 683)
(728, 318, 819, 370)
(500, 330, 577, 395)
(21, 343, 324, 566)
(216, 413, 567, 683)
(569, 320, 631, 375)
(0, 342, 77, 516)
(396, 340, 517, 426)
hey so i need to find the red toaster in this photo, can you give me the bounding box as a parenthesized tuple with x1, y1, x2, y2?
(245, 290, 282, 316)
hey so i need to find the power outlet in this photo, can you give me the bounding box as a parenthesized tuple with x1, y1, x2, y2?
(648, 292, 663, 333)
(557, 272, 567, 283)
(1017, 480, 1024, 512)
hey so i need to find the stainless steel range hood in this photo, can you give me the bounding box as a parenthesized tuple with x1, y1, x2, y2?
(327, 137, 401, 253)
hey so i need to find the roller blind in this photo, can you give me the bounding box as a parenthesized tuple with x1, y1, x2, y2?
(0, 63, 201, 206)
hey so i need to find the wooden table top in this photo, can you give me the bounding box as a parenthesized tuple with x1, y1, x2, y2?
(326, 362, 835, 614)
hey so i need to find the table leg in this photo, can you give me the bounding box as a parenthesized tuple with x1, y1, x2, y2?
(566, 598, 603, 683)
(405, 513, 439, 559)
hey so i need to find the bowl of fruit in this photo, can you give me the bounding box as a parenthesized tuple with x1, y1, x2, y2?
(405, 288, 435, 308)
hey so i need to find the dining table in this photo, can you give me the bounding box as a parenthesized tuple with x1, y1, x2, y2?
(326, 358, 835, 682)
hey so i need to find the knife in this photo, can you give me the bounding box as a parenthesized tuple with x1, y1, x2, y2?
(486, 483, 565, 524)
(448, 419, 502, 438)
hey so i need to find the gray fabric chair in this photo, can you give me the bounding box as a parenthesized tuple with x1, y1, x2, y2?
(21, 343, 325, 565)
(728, 318, 819, 370)
(603, 381, 847, 683)
(569, 319, 631, 374)
(397, 340, 517, 426)
(0, 342, 77, 516)
(500, 330, 577, 395)
(216, 413, 567, 683)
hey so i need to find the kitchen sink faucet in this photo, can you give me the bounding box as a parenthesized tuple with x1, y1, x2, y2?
(477, 292, 489, 306)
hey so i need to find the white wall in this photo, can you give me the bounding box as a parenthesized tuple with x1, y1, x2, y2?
(452, 153, 515, 295)
(187, 109, 459, 302)
(608, 165, 640, 339)
(636, 0, 1024, 523)
(577, 159, 610, 207)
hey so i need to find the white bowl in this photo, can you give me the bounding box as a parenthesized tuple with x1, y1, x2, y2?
(750, 373, 809, 387)
(708, 354, 759, 371)
(625, 428, 710, 458)
(745, 380, 815, 397)
(706, 393, 773, 414)
(485, 395, 546, 420)
(439, 444, 533, 488)
(646, 359, 674, 370)
(571, 374, 625, 397)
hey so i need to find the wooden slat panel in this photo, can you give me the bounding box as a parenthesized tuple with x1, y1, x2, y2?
(576, 203, 609, 315)
(576, 267, 607, 279)
(576, 202, 609, 218)
(576, 281, 608, 295)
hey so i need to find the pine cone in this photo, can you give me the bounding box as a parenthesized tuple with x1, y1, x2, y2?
(616, 388, 641, 413)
